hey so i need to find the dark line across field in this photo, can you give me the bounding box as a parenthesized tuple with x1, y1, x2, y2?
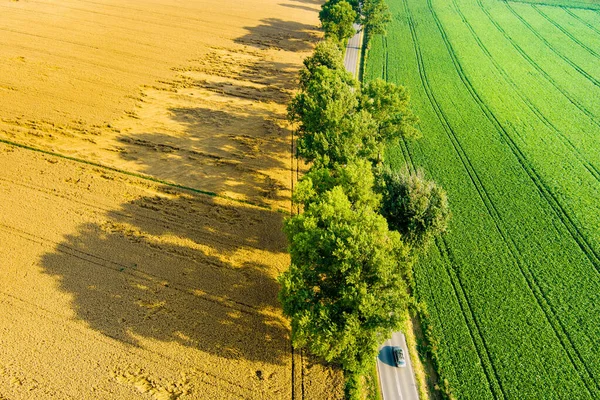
(366, 0, 600, 397)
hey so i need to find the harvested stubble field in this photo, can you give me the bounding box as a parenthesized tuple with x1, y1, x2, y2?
(0, 0, 343, 399)
(366, 0, 600, 398)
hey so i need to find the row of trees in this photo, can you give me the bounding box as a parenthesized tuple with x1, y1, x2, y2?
(319, 0, 392, 49)
(279, 21, 450, 400)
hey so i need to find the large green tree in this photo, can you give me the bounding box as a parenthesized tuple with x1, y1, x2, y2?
(299, 39, 345, 90)
(361, 78, 420, 142)
(294, 158, 381, 211)
(321, 0, 361, 21)
(319, 0, 358, 46)
(380, 168, 451, 248)
(288, 66, 380, 167)
(361, 0, 391, 48)
(279, 184, 411, 397)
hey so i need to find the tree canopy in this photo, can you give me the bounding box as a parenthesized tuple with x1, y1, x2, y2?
(288, 66, 381, 168)
(293, 159, 381, 210)
(361, 78, 420, 142)
(279, 185, 411, 377)
(282, 19, 450, 397)
(380, 168, 451, 248)
(361, 0, 392, 47)
(319, 0, 358, 46)
(299, 39, 345, 90)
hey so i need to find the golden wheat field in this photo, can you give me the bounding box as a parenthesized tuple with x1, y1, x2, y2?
(0, 0, 343, 398)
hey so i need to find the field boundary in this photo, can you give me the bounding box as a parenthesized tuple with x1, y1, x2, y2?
(501, 0, 600, 11)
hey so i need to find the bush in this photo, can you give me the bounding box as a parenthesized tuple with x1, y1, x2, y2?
(380, 168, 451, 248)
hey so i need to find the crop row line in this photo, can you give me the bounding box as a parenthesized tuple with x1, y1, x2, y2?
(0, 289, 254, 396)
(561, 7, 600, 36)
(397, 73, 477, 400)
(504, 2, 600, 89)
(532, 5, 600, 60)
(384, 36, 390, 82)
(25, 0, 252, 37)
(404, 2, 506, 397)
(0, 4, 172, 51)
(0, 138, 286, 213)
(431, 0, 600, 277)
(0, 174, 262, 255)
(468, 0, 600, 264)
(426, 0, 600, 393)
(474, 0, 600, 134)
(435, 239, 503, 399)
(448, 2, 600, 391)
(467, 0, 600, 183)
(0, 25, 165, 67)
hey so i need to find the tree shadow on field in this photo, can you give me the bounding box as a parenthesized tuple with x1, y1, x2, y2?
(39, 190, 291, 366)
(117, 102, 291, 207)
(234, 18, 320, 52)
(113, 18, 319, 209)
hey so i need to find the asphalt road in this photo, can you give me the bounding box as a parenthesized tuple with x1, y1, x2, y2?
(343, 24, 362, 78)
(342, 24, 419, 400)
(376, 331, 420, 400)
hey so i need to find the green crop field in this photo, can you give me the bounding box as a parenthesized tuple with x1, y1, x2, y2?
(365, 0, 600, 398)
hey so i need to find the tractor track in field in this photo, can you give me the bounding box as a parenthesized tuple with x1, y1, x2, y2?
(0, 3, 210, 48)
(404, 2, 506, 397)
(0, 0, 338, 396)
(459, 0, 600, 184)
(472, 0, 600, 140)
(0, 25, 165, 67)
(39, 0, 279, 28)
(0, 175, 285, 319)
(23, 0, 248, 37)
(429, 0, 600, 390)
(416, 0, 600, 393)
(504, 2, 600, 89)
(0, 174, 270, 254)
(430, 0, 600, 377)
(561, 7, 600, 36)
(437, 240, 506, 400)
(427, 0, 600, 278)
(532, 5, 600, 60)
(399, 82, 492, 400)
(0, 36, 162, 80)
(0, 221, 266, 319)
(0, 137, 282, 213)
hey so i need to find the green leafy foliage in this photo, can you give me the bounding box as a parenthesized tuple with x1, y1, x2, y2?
(294, 159, 382, 210)
(288, 66, 381, 167)
(380, 168, 450, 248)
(365, 0, 600, 398)
(282, 7, 449, 397)
(361, 78, 420, 142)
(362, 0, 392, 47)
(321, 0, 362, 21)
(320, 0, 358, 46)
(299, 39, 346, 90)
(279, 186, 411, 375)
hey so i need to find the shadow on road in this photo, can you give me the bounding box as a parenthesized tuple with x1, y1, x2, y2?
(378, 345, 399, 367)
